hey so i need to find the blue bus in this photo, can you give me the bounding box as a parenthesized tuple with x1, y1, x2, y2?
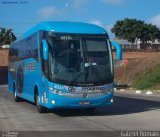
(8, 21, 122, 113)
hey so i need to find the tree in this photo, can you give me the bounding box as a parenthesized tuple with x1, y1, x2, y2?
(0, 27, 16, 46)
(147, 24, 160, 43)
(158, 30, 160, 42)
(111, 18, 160, 45)
(111, 18, 144, 43)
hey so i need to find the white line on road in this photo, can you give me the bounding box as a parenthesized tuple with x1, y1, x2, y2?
(0, 85, 8, 88)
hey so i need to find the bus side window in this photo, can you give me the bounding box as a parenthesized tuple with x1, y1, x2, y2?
(40, 41, 49, 77)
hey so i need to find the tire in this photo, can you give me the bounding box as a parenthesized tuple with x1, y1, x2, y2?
(14, 85, 20, 102)
(36, 92, 46, 113)
(17, 65, 24, 94)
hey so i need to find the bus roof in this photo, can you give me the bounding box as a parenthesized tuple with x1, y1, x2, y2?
(23, 21, 107, 38)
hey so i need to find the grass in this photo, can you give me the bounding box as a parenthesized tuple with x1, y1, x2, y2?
(133, 63, 160, 90)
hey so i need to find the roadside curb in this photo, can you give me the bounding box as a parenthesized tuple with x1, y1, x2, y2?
(114, 88, 160, 97)
(0, 85, 8, 88)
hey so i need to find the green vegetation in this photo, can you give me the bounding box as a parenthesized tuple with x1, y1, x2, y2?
(133, 64, 160, 90)
(0, 27, 16, 46)
(111, 18, 160, 44)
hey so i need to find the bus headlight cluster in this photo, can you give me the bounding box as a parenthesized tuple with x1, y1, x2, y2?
(108, 88, 113, 93)
(52, 100, 56, 104)
(49, 87, 64, 95)
(110, 98, 114, 103)
(103, 88, 113, 94)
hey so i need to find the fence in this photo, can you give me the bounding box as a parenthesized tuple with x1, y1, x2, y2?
(0, 66, 8, 85)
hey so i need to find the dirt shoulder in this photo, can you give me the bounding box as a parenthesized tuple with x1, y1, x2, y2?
(114, 51, 160, 85)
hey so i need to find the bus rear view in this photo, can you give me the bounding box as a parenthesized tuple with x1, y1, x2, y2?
(8, 22, 115, 113)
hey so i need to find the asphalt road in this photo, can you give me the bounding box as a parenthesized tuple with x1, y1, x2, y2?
(0, 85, 160, 136)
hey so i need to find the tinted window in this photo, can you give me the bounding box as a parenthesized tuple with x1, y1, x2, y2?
(9, 33, 38, 62)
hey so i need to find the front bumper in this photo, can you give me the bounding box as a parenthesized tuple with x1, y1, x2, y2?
(43, 92, 114, 109)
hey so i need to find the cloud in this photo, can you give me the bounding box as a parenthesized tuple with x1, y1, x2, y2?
(89, 19, 113, 30)
(89, 19, 104, 28)
(37, 6, 63, 20)
(101, 0, 124, 5)
(89, 19, 113, 37)
(72, 0, 87, 10)
(150, 14, 160, 27)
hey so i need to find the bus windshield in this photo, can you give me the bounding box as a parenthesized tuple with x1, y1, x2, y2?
(47, 35, 113, 86)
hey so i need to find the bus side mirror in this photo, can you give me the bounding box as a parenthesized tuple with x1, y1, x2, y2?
(42, 39, 48, 60)
(111, 41, 122, 61)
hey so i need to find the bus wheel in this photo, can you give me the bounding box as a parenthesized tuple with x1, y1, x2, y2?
(14, 86, 20, 102)
(36, 92, 46, 113)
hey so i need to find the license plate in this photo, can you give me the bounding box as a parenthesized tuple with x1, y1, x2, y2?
(79, 101, 90, 105)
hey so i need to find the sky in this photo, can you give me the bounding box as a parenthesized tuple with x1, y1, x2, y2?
(0, 0, 160, 38)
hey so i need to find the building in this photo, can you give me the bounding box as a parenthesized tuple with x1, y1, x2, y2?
(111, 38, 160, 50)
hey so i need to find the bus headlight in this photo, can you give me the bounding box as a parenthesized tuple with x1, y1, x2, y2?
(109, 88, 113, 92)
(49, 87, 54, 92)
(52, 100, 56, 104)
(110, 98, 114, 103)
(49, 87, 64, 95)
(103, 88, 113, 94)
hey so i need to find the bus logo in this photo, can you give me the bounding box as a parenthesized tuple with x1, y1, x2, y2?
(82, 93, 88, 98)
(68, 86, 76, 93)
